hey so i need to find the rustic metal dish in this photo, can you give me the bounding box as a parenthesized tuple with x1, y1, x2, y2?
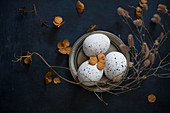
(69, 31, 130, 92)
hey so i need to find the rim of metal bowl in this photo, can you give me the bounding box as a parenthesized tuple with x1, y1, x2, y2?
(69, 30, 130, 92)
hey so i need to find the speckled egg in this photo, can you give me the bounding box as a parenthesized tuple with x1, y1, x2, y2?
(104, 52, 127, 80)
(83, 34, 110, 57)
(78, 61, 103, 86)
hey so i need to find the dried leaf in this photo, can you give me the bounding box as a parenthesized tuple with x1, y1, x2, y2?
(58, 48, 67, 54)
(53, 16, 64, 27)
(87, 25, 98, 33)
(136, 7, 142, 13)
(89, 56, 98, 65)
(135, 12, 142, 19)
(65, 46, 72, 55)
(53, 77, 61, 84)
(24, 52, 32, 65)
(139, 1, 143, 7)
(141, 0, 148, 4)
(76, 0, 85, 14)
(44, 71, 52, 85)
(63, 39, 70, 48)
(97, 53, 105, 60)
(97, 62, 104, 70)
(148, 94, 156, 103)
(57, 42, 64, 48)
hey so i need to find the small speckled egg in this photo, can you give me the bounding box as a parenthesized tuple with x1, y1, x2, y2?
(104, 52, 127, 80)
(83, 34, 110, 57)
(78, 61, 103, 86)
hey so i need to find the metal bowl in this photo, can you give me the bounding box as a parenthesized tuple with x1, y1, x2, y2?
(69, 31, 130, 92)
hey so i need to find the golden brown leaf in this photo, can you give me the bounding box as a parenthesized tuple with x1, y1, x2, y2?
(135, 12, 142, 19)
(65, 46, 72, 55)
(97, 62, 104, 70)
(57, 42, 64, 48)
(99, 59, 106, 64)
(53, 16, 64, 28)
(58, 48, 67, 54)
(141, 0, 148, 4)
(148, 94, 156, 103)
(57, 40, 72, 55)
(87, 25, 98, 33)
(76, 0, 85, 14)
(89, 56, 98, 65)
(136, 7, 142, 13)
(44, 71, 52, 85)
(63, 39, 70, 48)
(53, 77, 61, 84)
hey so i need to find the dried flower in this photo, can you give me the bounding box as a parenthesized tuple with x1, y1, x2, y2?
(76, 0, 85, 14)
(44, 71, 52, 85)
(97, 53, 105, 60)
(113, 75, 122, 82)
(142, 42, 149, 59)
(117, 7, 130, 18)
(97, 62, 104, 70)
(136, 7, 142, 13)
(149, 53, 155, 64)
(128, 34, 134, 47)
(135, 12, 142, 19)
(144, 59, 150, 67)
(53, 16, 64, 28)
(99, 59, 106, 64)
(143, 4, 148, 11)
(139, 1, 143, 8)
(89, 56, 98, 65)
(87, 25, 98, 33)
(148, 94, 156, 103)
(24, 52, 32, 65)
(154, 40, 159, 45)
(157, 4, 168, 13)
(53, 77, 61, 84)
(151, 14, 161, 23)
(120, 44, 129, 51)
(133, 19, 142, 27)
(57, 40, 72, 55)
(129, 62, 134, 67)
(157, 32, 164, 41)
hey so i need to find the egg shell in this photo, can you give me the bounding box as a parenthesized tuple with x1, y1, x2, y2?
(83, 34, 110, 57)
(78, 61, 103, 86)
(104, 51, 127, 80)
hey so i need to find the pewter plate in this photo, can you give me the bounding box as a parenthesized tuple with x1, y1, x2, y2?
(69, 31, 130, 92)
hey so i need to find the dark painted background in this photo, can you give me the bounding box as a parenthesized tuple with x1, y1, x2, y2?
(0, 0, 170, 113)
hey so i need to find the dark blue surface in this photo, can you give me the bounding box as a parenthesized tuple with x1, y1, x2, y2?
(0, 0, 170, 113)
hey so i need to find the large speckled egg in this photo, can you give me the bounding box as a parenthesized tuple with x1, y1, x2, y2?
(78, 61, 103, 86)
(83, 34, 110, 57)
(104, 52, 127, 80)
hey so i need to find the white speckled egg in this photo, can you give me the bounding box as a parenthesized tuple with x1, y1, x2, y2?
(104, 52, 127, 80)
(83, 34, 110, 57)
(78, 61, 103, 86)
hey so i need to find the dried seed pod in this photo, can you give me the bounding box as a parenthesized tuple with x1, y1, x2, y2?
(157, 4, 168, 13)
(143, 4, 148, 11)
(53, 16, 64, 27)
(142, 42, 149, 59)
(144, 59, 150, 67)
(97, 53, 105, 60)
(76, 0, 85, 14)
(89, 56, 98, 65)
(149, 53, 155, 64)
(148, 94, 156, 103)
(151, 14, 161, 23)
(120, 44, 129, 52)
(87, 25, 98, 33)
(157, 32, 164, 41)
(128, 34, 134, 47)
(117, 7, 130, 18)
(97, 62, 104, 70)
